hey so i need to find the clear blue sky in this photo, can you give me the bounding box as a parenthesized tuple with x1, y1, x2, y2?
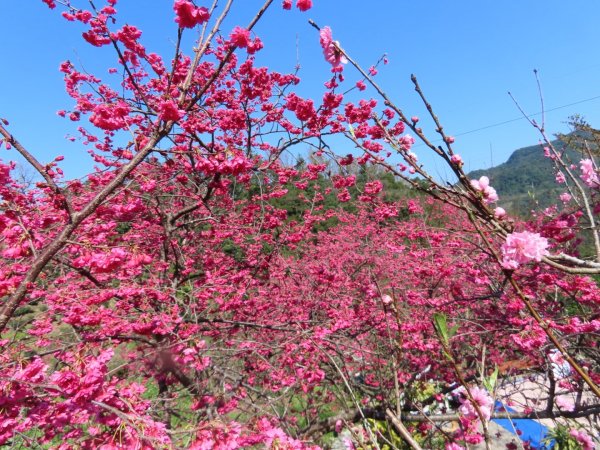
(2, 1, 600, 180)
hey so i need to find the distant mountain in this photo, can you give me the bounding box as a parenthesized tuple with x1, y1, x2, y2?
(467, 139, 577, 216)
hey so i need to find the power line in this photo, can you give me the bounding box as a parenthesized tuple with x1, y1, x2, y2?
(414, 93, 600, 147)
(456, 94, 600, 137)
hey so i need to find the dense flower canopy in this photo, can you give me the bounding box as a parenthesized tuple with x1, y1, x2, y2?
(0, 1, 599, 449)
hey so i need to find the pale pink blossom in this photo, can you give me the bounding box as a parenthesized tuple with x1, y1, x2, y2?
(494, 207, 506, 219)
(555, 396, 575, 412)
(343, 437, 355, 450)
(569, 429, 594, 450)
(399, 134, 415, 150)
(501, 231, 549, 269)
(559, 193, 571, 203)
(381, 294, 392, 305)
(470, 176, 498, 204)
(319, 26, 347, 67)
(450, 154, 463, 166)
(580, 158, 599, 187)
(458, 386, 493, 421)
(555, 171, 566, 184)
(445, 444, 466, 450)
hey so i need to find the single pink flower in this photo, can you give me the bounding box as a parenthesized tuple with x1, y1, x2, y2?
(230, 26, 251, 48)
(555, 396, 575, 412)
(157, 100, 183, 122)
(381, 294, 392, 305)
(174, 0, 210, 28)
(450, 154, 463, 166)
(319, 26, 347, 67)
(560, 192, 571, 203)
(406, 151, 418, 162)
(458, 386, 493, 421)
(399, 134, 415, 150)
(501, 231, 549, 269)
(494, 207, 506, 219)
(334, 419, 343, 433)
(446, 444, 465, 450)
(296, 0, 312, 11)
(282, 0, 292, 9)
(580, 158, 599, 187)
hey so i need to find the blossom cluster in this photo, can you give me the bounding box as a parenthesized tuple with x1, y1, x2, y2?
(501, 231, 549, 269)
(470, 176, 498, 204)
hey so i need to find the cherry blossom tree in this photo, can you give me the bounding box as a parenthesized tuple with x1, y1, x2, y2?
(0, 1, 599, 449)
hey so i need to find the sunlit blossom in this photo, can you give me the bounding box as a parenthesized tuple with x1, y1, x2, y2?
(501, 231, 549, 269)
(470, 176, 498, 204)
(580, 158, 599, 187)
(319, 26, 347, 67)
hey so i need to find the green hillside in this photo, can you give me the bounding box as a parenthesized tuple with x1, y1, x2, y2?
(468, 139, 576, 216)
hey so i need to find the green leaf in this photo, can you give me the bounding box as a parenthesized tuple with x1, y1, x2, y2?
(433, 313, 449, 345)
(449, 324, 459, 339)
(348, 124, 356, 139)
(483, 366, 499, 392)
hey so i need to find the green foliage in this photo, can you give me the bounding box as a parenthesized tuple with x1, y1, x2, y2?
(432, 313, 458, 347)
(544, 424, 587, 449)
(270, 164, 413, 231)
(221, 238, 245, 262)
(467, 122, 600, 217)
(468, 139, 571, 216)
(482, 366, 499, 393)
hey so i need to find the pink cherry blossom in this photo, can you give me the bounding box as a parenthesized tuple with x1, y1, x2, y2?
(494, 207, 506, 219)
(560, 192, 572, 203)
(580, 158, 599, 187)
(555, 396, 575, 411)
(470, 176, 498, 204)
(569, 429, 594, 450)
(501, 231, 549, 269)
(445, 444, 465, 450)
(230, 26, 251, 48)
(399, 134, 415, 150)
(458, 386, 493, 421)
(173, 0, 210, 28)
(450, 154, 463, 166)
(319, 26, 347, 67)
(296, 0, 312, 11)
(381, 294, 392, 305)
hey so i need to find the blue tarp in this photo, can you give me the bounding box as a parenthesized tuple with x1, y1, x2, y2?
(493, 402, 555, 449)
